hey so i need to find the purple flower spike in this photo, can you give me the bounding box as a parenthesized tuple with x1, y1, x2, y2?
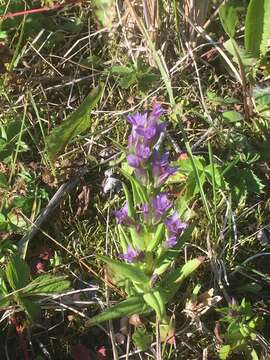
(119, 246, 139, 263)
(165, 212, 187, 236)
(114, 203, 129, 225)
(152, 193, 172, 218)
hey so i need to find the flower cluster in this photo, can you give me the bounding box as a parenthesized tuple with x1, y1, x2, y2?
(115, 104, 187, 262)
(127, 104, 177, 187)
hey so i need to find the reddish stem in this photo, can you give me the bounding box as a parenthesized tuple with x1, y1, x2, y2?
(0, 0, 82, 20)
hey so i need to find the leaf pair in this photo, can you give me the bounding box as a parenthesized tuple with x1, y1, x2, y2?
(86, 257, 203, 326)
(1, 255, 70, 320)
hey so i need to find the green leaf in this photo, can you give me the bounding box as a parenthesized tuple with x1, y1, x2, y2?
(137, 72, 159, 93)
(121, 170, 148, 204)
(224, 39, 256, 67)
(100, 255, 149, 284)
(46, 84, 103, 159)
(219, 345, 231, 360)
(86, 295, 150, 326)
(132, 326, 153, 350)
(219, 3, 239, 38)
(111, 65, 134, 74)
(93, 0, 115, 28)
(251, 349, 259, 360)
(130, 227, 145, 250)
(0, 173, 8, 188)
(117, 224, 130, 252)
(119, 73, 137, 89)
(253, 86, 270, 117)
(154, 225, 194, 276)
(161, 257, 204, 302)
(6, 255, 30, 290)
(146, 223, 165, 252)
(0, 270, 9, 307)
(16, 295, 40, 321)
(143, 290, 165, 320)
(222, 110, 244, 123)
(245, 0, 270, 57)
(23, 275, 70, 295)
(122, 183, 135, 218)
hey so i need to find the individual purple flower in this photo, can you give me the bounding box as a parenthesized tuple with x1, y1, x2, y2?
(114, 203, 130, 225)
(152, 150, 178, 187)
(165, 212, 187, 236)
(127, 106, 166, 147)
(140, 202, 151, 223)
(127, 143, 151, 169)
(136, 125, 156, 140)
(127, 154, 142, 168)
(119, 246, 139, 263)
(127, 112, 148, 127)
(151, 103, 165, 118)
(136, 143, 151, 160)
(165, 236, 177, 248)
(152, 193, 172, 219)
(140, 203, 149, 216)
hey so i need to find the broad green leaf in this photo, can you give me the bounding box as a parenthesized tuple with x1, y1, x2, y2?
(143, 290, 165, 320)
(224, 39, 256, 67)
(160, 257, 204, 302)
(86, 295, 150, 326)
(219, 345, 231, 360)
(23, 275, 70, 295)
(130, 227, 145, 250)
(132, 326, 153, 350)
(219, 3, 239, 38)
(46, 84, 103, 159)
(6, 255, 30, 290)
(100, 255, 149, 284)
(146, 223, 165, 252)
(16, 295, 40, 321)
(253, 86, 270, 117)
(222, 110, 243, 123)
(119, 73, 137, 89)
(245, 0, 270, 57)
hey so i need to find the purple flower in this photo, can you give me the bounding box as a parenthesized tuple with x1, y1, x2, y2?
(127, 112, 148, 127)
(165, 212, 187, 236)
(136, 143, 151, 160)
(119, 246, 139, 263)
(114, 203, 130, 225)
(140, 202, 151, 223)
(127, 144, 151, 169)
(165, 236, 177, 248)
(127, 154, 142, 168)
(140, 203, 149, 216)
(152, 151, 177, 187)
(151, 103, 165, 118)
(152, 193, 172, 219)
